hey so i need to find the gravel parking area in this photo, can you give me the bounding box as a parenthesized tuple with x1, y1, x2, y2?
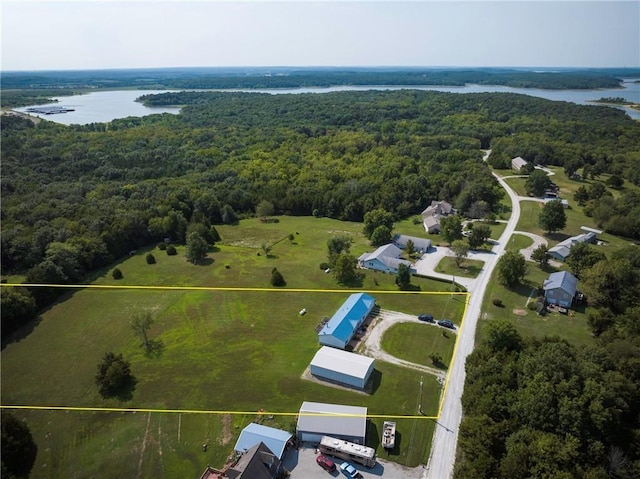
(283, 446, 424, 479)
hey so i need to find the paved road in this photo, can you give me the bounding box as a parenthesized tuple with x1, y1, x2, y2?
(423, 165, 522, 479)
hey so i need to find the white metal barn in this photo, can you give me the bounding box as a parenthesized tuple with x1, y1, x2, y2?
(310, 346, 375, 390)
(297, 401, 368, 444)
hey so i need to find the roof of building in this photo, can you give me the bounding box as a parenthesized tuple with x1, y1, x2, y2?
(234, 423, 292, 459)
(549, 232, 596, 258)
(298, 402, 367, 439)
(422, 215, 440, 229)
(512, 156, 528, 168)
(318, 293, 376, 344)
(580, 226, 603, 235)
(392, 234, 432, 252)
(543, 271, 578, 295)
(548, 244, 572, 259)
(311, 346, 374, 379)
(358, 243, 402, 263)
(422, 200, 453, 218)
(227, 442, 280, 479)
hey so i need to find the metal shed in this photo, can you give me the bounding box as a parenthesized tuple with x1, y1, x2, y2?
(297, 402, 368, 445)
(310, 346, 375, 390)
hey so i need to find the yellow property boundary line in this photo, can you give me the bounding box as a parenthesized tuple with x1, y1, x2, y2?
(1, 282, 470, 421)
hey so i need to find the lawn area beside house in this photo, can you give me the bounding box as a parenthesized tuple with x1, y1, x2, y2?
(435, 257, 484, 278)
(1, 216, 458, 476)
(381, 322, 457, 370)
(506, 233, 534, 252)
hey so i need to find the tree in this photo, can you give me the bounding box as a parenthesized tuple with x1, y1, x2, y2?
(146, 253, 156, 264)
(130, 312, 153, 351)
(261, 243, 272, 257)
(405, 239, 415, 257)
(95, 352, 135, 399)
(580, 259, 638, 314)
(363, 208, 394, 240)
(451, 240, 470, 267)
(166, 245, 177, 256)
(588, 182, 608, 200)
(327, 235, 352, 267)
(573, 185, 590, 206)
(607, 174, 624, 189)
(395, 263, 411, 290)
(332, 253, 358, 285)
(112, 267, 123, 280)
(566, 242, 606, 278)
(497, 251, 527, 287)
(270, 267, 286, 287)
(468, 224, 491, 249)
(370, 224, 392, 246)
(429, 352, 443, 365)
(221, 204, 238, 224)
(538, 200, 567, 234)
(486, 320, 523, 352)
(440, 215, 463, 244)
(1, 412, 37, 479)
(186, 231, 208, 264)
(525, 169, 552, 197)
(1, 288, 37, 340)
(531, 244, 550, 267)
(256, 200, 274, 220)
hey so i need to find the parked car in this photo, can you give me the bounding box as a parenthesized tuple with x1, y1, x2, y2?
(418, 314, 435, 322)
(316, 455, 336, 473)
(437, 319, 455, 329)
(340, 462, 362, 479)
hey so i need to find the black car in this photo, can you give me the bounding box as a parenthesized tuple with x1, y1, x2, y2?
(437, 319, 455, 329)
(418, 314, 435, 323)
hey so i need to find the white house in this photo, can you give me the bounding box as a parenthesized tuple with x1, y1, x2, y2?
(392, 234, 432, 254)
(357, 244, 415, 274)
(421, 200, 454, 234)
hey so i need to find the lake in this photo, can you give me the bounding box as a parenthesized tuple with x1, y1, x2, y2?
(14, 80, 640, 124)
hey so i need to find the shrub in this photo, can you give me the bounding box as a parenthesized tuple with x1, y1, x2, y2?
(492, 298, 503, 307)
(112, 268, 123, 280)
(166, 246, 177, 256)
(527, 301, 538, 311)
(146, 253, 156, 264)
(319, 262, 330, 270)
(158, 243, 167, 251)
(270, 268, 286, 287)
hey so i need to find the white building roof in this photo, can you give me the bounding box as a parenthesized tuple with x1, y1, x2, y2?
(234, 423, 292, 459)
(512, 156, 528, 169)
(393, 234, 432, 252)
(297, 402, 367, 440)
(310, 346, 374, 379)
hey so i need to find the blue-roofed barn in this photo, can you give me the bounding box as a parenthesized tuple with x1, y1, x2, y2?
(233, 423, 292, 459)
(543, 271, 578, 307)
(318, 293, 376, 349)
(310, 346, 375, 390)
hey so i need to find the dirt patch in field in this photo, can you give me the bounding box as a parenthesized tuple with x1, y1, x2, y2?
(513, 309, 528, 316)
(221, 414, 233, 445)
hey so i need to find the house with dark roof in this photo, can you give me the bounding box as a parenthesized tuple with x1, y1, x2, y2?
(357, 243, 415, 274)
(392, 234, 432, 254)
(318, 293, 376, 349)
(199, 442, 281, 479)
(421, 200, 454, 234)
(543, 271, 578, 307)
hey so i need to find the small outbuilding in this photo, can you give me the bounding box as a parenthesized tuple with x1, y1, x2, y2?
(310, 346, 375, 390)
(234, 423, 292, 460)
(548, 232, 596, 261)
(297, 401, 368, 445)
(543, 271, 579, 307)
(318, 293, 376, 349)
(511, 156, 528, 172)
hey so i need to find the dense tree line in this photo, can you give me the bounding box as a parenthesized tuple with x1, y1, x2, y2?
(456, 248, 640, 478)
(2, 90, 639, 340)
(2, 67, 630, 93)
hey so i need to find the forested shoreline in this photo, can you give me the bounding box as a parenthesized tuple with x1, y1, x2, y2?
(2, 90, 640, 337)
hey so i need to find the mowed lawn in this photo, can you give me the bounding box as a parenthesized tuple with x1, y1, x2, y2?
(1, 216, 456, 475)
(381, 322, 457, 369)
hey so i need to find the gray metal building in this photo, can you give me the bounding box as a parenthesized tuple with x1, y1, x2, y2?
(297, 402, 368, 444)
(309, 346, 375, 390)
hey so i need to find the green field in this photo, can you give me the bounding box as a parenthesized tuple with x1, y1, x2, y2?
(435, 257, 484, 278)
(381, 322, 457, 369)
(1, 216, 461, 475)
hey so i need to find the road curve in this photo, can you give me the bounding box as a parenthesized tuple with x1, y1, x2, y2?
(423, 164, 521, 478)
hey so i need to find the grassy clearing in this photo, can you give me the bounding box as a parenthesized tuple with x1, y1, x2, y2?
(381, 323, 456, 369)
(2, 216, 459, 475)
(506, 233, 534, 252)
(435, 257, 484, 278)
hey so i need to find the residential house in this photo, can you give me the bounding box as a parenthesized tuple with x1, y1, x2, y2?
(548, 232, 596, 261)
(199, 442, 281, 479)
(357, 243, 415, 274)
(543, 271, 579, 308)
(421, 200, 455, 234)
(234, 423, 292, 460)
(392, 234, 432, 254)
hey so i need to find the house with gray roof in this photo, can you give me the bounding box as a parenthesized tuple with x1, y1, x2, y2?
(543, 271, 578, 307)
(392, 234, 432, 254)
(512, 156, 528, 172)
(234, 423, 292, 460)
(357, 243, 415, 274)
(421, 200, 455, 234)
(548, 232, 596, 261)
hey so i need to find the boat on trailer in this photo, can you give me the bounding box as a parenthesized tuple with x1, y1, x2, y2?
(382, 421, 396, 449)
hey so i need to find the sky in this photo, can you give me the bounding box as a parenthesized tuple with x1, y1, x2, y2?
(1, 0, 639, 71)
